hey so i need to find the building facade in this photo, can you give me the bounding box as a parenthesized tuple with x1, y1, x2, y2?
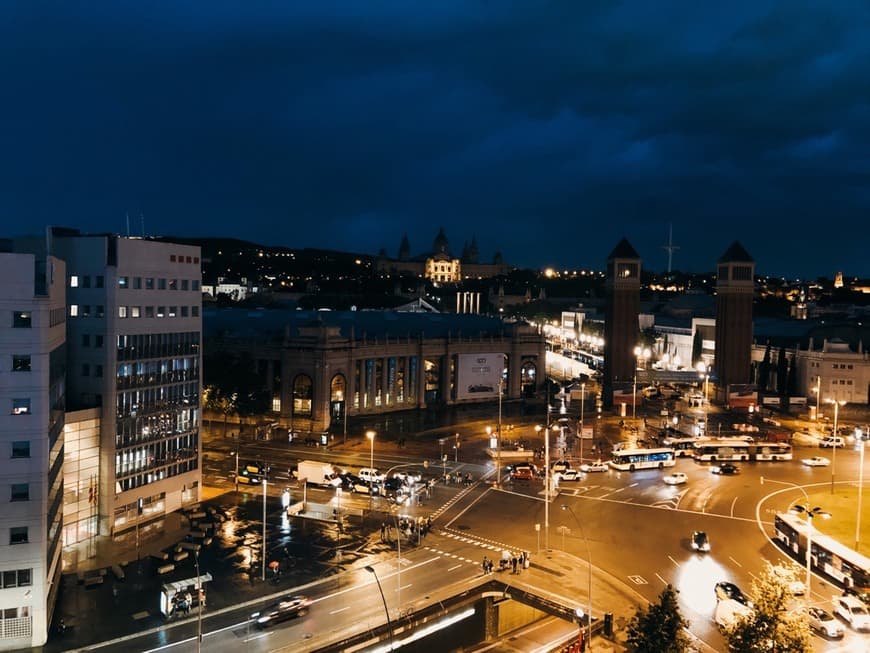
(0, 252, 66, 649)
(48, 232, 203, 538)
(204, 309, 546, 433)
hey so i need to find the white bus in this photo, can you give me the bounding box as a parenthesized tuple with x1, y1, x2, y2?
(662, 436, 707, 458)
(693, 439, 751, 462)
(610, 447, 676, 471)
(753, 442, 793, 461)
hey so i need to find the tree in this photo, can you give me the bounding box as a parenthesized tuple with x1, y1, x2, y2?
(758, 343, 771, 391)
(625, 584, 691, 653)
(203, 350, 271, 437)
(721, 561, 812, 652)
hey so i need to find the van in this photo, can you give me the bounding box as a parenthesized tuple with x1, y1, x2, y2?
(358, 468, 385, 484)
(834, 595, 870, 630)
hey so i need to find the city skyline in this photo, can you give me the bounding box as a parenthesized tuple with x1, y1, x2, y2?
(3, 2, 870, 278)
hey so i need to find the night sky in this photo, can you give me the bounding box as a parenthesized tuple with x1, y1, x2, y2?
(3, 2, 869, 278)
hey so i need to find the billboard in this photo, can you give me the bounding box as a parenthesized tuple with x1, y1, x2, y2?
(456, 353, 504, 400)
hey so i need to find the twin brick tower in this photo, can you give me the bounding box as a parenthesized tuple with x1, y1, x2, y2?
(603, 238, 755, 407)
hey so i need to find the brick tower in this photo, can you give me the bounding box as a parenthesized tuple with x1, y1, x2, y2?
(714, 241, 755, 401)
(603, 238, 641, 408)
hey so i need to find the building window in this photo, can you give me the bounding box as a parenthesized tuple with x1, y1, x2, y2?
(119, 276, 129, 288)
(70, 304, 79, 317)
(82, 334, 90, 347)
(2, 569, 31, 588)
(9, 527, 28, 545)
(145, 306, 154, 318)
(96, 305, 105, 317)
(95, 335, 103, 348)
(11, 399, 31, 415)
(118, 306, 128, 318)
(12, 355, 31, 372)
(95, 365, 103, 377)
(157, 306, 165, 317)
(13, 311, 32, 328)
(96, 275, 104, 288)
(131, 306, 141, 318)
(158, 278, 167, 290)
(181, 279, 189, 291)
(192, 280, 200, 291)
(82, 275, 91, 288)
(169, 279, 178, 290)
(134, 277, 142, 289)
(181, 306, 189, 317)
(170, 255, 176, 262)
(146, 277, 155, 290)
(82, 364, 90, 376)
(10, 484, 29, 502)
(81, 305, 91, 317)
(169, 306, 177, 317)
(192, 306, 200, 317)
(70, 275, 79, 287)
(11, 441, 30, 458)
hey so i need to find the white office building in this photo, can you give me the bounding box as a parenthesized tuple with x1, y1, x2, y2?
(48, 231, 203, 539)
(0, 251, 66, 649)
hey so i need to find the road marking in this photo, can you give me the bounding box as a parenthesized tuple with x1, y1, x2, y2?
(655, 573, 668, 585)
(729, 557, 742, 568)
(330, 606, 351, 614)
(668, 556, 680, 567)
(730, 496, 739, 518)
(132, 611, 150, 620)
(628, 575, 648, 585)
(448, 563, 463, 572)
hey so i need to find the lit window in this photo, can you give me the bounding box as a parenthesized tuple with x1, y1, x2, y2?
(13, 311, 32, 328)
(70, 304, 79, 317)
(11, 399, 31, 415)
(157, 306, 165, 317)
(169, 306, 177, 317)
(70, 275, 79, 287)
(118, 306, 128, 318)
(118, 276, 129, 288)
(12, 355, 31, 372)
(131, 306, 141, 318)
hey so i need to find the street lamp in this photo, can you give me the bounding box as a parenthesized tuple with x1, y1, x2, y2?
(696, 361, 710, 434)
(366, 430, 376, 510)
(194, 549, 203, 653)
(814, 377, 821, 421)
(579, 382, 586, 464)
(827, 399, 846, 494)
(856, 438, 865, 552)
(632, 346, 650, 421)
(364, 565, 394, 651)
(497, 376, 504, 487)
(261, 477, 267, 581)
(791, 504, 831, 608)
(561, 505, 593, 647)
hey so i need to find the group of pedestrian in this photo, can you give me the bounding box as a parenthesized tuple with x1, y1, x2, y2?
(488, 550, 530, 574)
(481, 556, 494, 574)
(380, 516, 433, 545)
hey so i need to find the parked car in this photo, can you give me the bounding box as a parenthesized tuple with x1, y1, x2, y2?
(663, 472, 688, 485)
(715, 581, 751, 606)
(580, 461, 609, 473)
(833, 594, 870, 630)
(819, 436, 846, 448)
(806, 606, 844, 639)
(801, 456, 831, 467)
(711, 463, 739, 475)
(253, 595, 312, 628)
(691, 531, 710, 553)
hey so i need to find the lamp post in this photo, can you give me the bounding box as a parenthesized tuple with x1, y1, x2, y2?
(366, 430, 376, 510)
(561, 505, 593, 647)
(857, 438, 865, 552)
(696, 362, 710, 434)
(827, 399, 846, 494)
(632, 346, 650, 421)
(760, 476, 829, 609)
(791, 503, 831, 609)
(579, 382, 586, 464)
(364, 565, 394, 651)
(497, 376, 503, 487)
(194, 549, 203, 652)
(814, 377, 821, 421)
(261, 478, 267, 581)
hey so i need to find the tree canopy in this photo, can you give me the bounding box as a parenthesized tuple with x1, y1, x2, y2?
(625, 584, 691, 653)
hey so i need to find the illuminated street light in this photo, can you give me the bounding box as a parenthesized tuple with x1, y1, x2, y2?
(561, 505, 593, 647)
(366, 430, 376, 510)
(791, 503, 831, 610)
(696, 361, 710, 434)
(632, 346, 650, 421)
(826, 399, 846, 494)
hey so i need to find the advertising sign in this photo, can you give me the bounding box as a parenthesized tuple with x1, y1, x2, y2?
(456, 353, 503, 400)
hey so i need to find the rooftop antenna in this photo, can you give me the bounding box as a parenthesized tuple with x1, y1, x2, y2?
(140, 212, 145, 237)
(662, 223, 679, 273)
(125, 212, 130, 237)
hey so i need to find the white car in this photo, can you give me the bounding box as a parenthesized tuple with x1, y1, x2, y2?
(580, 461, 608, 473)
(834, 595, 870, 630)
(358, 468, 385, 484)
(806, 606, 844, 639)
(801, 456, 830, 467)
(558, 469, 581, 482)
(663, 472, 687, 485)
(771, 565, 805, 596)
(714, 598, 752, 629)
(819, 436, 845, 448)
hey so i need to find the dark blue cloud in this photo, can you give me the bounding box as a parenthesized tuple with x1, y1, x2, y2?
(1, 1, 869, 278)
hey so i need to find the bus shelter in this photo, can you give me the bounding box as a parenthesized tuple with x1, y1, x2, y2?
(160, 573, 213, 617)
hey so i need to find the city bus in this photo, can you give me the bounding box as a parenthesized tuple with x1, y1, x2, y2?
(610, 447, 676, 471)
(693, 439, 752, 462)
(774, 512, 870, 593)
(662, 435, 706, 458)
(753, 442, 793, 461)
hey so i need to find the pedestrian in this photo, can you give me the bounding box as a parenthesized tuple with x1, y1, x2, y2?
(488, 559, 494, 574)
(512, 556, 518, 574)
(482, 556, 488, 574)
(381, 522, 387, 542)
